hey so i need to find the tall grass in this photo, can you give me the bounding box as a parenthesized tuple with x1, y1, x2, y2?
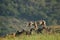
(0, 25, 60, 40)
(0, 33, 60, 40)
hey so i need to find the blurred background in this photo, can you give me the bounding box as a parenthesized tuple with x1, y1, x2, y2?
(0, 0, 60, 36)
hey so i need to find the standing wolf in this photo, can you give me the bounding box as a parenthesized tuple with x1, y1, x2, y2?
(25, 20, 47, 34)
(25, 21, 37, 35)
(36, 20, 47, 33)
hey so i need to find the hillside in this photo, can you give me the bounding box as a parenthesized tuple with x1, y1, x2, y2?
(0, 16, 27, 36)
(0, 0, 60, 36)
(0, 0, 60, 25)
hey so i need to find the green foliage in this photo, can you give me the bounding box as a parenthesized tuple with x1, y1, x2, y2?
(0, 0, 60, 25)
(0, 0, 60, 35)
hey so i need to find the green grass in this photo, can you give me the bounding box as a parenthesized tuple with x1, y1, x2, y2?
(0, 25, 60, 40)
(0, 33, 60, 40)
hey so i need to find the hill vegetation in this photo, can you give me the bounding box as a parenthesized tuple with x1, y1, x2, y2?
(0, 0, 60, 36)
